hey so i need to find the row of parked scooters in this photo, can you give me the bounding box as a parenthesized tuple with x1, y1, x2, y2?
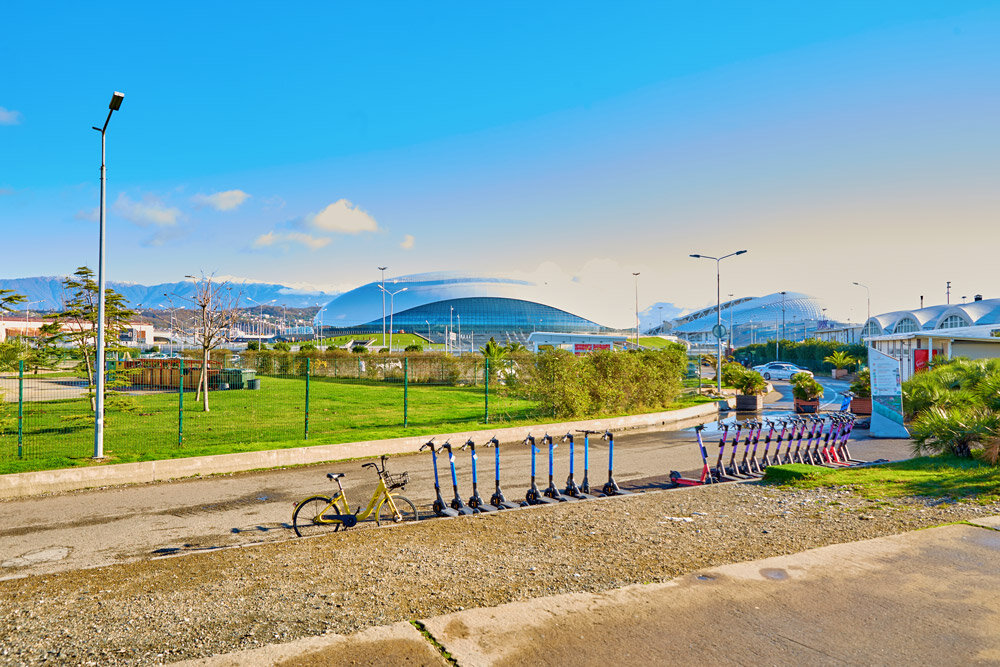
(669, 412, 886, 487)
(419, 430, 632, 517)
(419, 413, 882, 518)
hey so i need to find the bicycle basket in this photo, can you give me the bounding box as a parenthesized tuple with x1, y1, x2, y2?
(385, 471, 409, 490)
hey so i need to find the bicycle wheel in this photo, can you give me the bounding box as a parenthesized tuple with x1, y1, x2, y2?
(292, 495, 338, 537)
(376, 494, 419, 526)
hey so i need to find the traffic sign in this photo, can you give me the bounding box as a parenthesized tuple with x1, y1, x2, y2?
(712, 324, 727, 339)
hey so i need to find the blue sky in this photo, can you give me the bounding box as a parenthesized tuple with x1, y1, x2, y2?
(2, 2, 999, 326)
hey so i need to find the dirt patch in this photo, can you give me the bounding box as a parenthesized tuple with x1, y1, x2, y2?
(0, 482, 996, 665)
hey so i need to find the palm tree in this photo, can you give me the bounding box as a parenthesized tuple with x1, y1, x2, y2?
(504, 342, 527, 354)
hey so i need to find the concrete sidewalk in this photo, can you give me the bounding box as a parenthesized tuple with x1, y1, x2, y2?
(179, 517, 1000, 666)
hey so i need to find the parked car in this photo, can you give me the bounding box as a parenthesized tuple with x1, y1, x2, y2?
(751, 362, 814, 380)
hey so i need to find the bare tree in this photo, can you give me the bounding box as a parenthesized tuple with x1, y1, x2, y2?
(189, 274, 241, 411)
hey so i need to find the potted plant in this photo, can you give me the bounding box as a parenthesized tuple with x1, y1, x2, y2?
(732, 367, 768, 411)
(791, 372, 824, 413)
(823, 350, 857, 380)
(849, 369, 872, 415)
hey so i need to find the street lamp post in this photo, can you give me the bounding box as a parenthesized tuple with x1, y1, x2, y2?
(449, 306, 454, 354)
(457, 313, 461, 355)
(378, 267, 388, 346)
(91, 90, 124, 459)
(378, 285, 407, 351)
(425, 320, 430, 343)
(689, 250, 748, 394)
(853, 282, 870, 339)
(776, 291, 787, 360)
(632, 272, 640, 349)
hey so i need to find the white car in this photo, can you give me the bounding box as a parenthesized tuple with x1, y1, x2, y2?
(751, 362, 814, 381)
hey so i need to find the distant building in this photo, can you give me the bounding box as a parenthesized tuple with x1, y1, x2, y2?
(670, 292, 831, 351)
(0, 317, 153, 345)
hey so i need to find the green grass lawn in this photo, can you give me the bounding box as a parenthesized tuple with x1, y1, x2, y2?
(638, 336, 681, 349)
(315, 333, 439, 349)
(0, 377, 713, 475)
(763, 456, 1000, 503)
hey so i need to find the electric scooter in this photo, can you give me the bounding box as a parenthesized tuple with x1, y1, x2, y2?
(523, 435, 558, 505)
(668, 424, 719, 486)
(437, 441, 476, 515)
(561, 433, 598, 499)
(460, 439, 498, 512)
(540, 434, 574, 502)
(484, 436, 520, 509)
(726, 421, 755, 479)
(754, 420, 777, 472)
(737, 420, 762, 476)
(419, 439, 460, 518)
(766, 420, 790, 466)
(601, 430, 633, 496)
(576, 429, 600, 495)
(713, 423, 733, 481)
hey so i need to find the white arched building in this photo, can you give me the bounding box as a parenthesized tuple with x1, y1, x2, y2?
(862, 296, 1000, 380)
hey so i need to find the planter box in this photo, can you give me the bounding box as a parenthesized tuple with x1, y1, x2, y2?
(850, 397, 872, 415)
(735, 394, 763, 411)
(794, 398, 820, 414)
(831, 368, 848, 379)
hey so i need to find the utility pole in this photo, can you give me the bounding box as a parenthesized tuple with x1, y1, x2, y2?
(378, 267, 388, 346)
(946, 281, 951, 305)
(632, 272, 640, 349)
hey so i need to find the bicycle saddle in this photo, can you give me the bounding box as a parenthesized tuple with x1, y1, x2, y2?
(326, 473, 345, 480)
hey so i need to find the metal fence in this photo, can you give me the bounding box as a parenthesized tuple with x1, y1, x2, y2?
(0, 354, 534, 468)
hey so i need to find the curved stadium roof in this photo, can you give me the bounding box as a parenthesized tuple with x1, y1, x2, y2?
(863, 297, 1000, 336)
(315, 272, 608, 332)
(670, 292, 824, 334)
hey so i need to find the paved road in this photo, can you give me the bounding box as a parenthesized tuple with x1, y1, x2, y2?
(0, 379, 909, 581)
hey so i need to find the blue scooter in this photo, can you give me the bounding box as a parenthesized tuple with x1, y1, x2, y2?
(601, 430, 633, 496)
(438, 441, 476, 515)
(561, 432, 597, 499)
(419, 439, 460, 518)
(460, 439, 498, 512)
(523, 435, 558, 505)
(541, 434, 574, 502)
(484, 436, 520, 510)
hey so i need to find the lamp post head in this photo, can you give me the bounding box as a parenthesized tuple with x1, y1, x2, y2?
(735, 249, 747, 256)
(689, 254, 701, 258)
(109, 92, 124, 111)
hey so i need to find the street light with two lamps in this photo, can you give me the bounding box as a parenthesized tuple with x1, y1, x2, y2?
(379, 285, 407, 351)
(689, 250, 748, 394)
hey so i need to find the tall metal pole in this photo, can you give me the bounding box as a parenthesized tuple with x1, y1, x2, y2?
(689, 250, 747, 395)
(632, 272, 640, 349)
(379, 266, 387, 345)
(92, 91, 124, 459)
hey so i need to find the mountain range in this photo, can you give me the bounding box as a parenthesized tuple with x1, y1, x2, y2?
(0, 276, 341, 311)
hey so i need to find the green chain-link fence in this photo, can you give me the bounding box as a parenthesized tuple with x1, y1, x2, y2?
(0, 352, 537, 470)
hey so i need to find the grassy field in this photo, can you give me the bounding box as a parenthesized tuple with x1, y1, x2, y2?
(0, 376, 713, 475)
(314, 333, 442, 349)
(763, 456, 1000, 502)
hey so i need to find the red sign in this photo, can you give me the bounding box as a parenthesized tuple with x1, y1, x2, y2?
(914, 349, 929, 373)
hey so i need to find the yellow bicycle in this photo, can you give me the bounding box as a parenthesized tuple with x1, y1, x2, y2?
(292, 455, 419, 537)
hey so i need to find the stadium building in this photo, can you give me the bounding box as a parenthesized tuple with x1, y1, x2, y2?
(315, 272, 612, 345)
(666, 292, 828, 351)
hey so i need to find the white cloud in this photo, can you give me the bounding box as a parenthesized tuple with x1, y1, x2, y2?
(114, 193, 181, 227)
(74, 207, 99, 222)
(253, 231, 330, 250)
(306, 199, 379, 234)
(0, 107, 22, 125)
(400, 234, 415, 250)
(192, 189, 250, 211)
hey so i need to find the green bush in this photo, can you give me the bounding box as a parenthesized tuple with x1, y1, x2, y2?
(517, 345, 686, 419)
(405, 344, 423, 353)
(351, 345, 367, 354)
(272, 341, 291, 352)
(849, 369, 871, 398)
(733, 369, 768, 396)
(790, 372, 824, 400)
(299, 343, 317, 352)
(735, 339, 867, 374)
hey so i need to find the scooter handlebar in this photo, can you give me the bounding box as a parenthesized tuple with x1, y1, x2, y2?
(523, 434, 536, 446)
(460, 438, 475, 451)
(601, 430, 612, 440)
(438, 441, 454, 453)
(419, 439, 436, 452)
(561, 432, 574, 442)
(484, 436, 499, 447)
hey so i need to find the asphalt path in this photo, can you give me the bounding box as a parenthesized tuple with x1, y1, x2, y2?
(0, 378, 911, 581)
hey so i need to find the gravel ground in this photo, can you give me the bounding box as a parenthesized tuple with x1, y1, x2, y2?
(1, 482, 996, 666)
